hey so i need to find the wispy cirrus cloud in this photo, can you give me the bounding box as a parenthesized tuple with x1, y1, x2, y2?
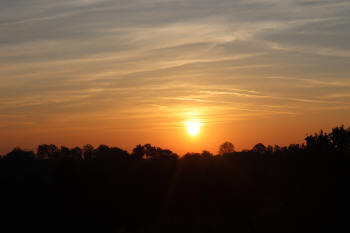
(0, 0, 350, 152)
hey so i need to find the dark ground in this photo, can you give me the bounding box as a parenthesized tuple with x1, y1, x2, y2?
(0, 151, 349, 233)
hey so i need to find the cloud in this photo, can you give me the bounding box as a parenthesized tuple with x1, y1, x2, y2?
(0, 0, 349, 143)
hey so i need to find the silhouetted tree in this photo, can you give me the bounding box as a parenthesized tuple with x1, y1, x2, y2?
(4, 147, 35, 161)
(274, 145, 281, 152)
(94, 145, 129, 161)
(182, 152, 202, 160)
(71, 147, 83, 160)
(132, 144, 145, 160)
(59, 146, 71, 159)
(158, 148, 178, 159)
(137, 144, 178, 159)
(305, 130, 333, 153)
(266, 145, 274, 154)
(201, 150, 213, 159)
(110, 147, 129, 160)
(95, 145, 111, 160)
(287, 144, 302, 153)
(83, 144, 94, 160)
(329, 125, 350, 153)
(37, 144, 58, 159)
(252, 143, 266, 154)
(144, 144, 156, 158)
(218, 142, 235, 155)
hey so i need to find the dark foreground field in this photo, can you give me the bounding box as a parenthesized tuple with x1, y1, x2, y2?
(1, 126, 350, 232)
(1, 151, 349, 233)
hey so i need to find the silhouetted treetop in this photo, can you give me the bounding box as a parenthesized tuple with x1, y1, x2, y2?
(83, 144, 94, 160)
(2, 125, 350, 162)
(132, 144, 178, 160)
(329, 125, 350, 153)
(37, 144, 58, 159)
(94, 145, 129, 161)
(252, 143, 266, 154)
(219, 141, 235, 155)
(304, 127, 350, 154)
(3, 147, 35, 161)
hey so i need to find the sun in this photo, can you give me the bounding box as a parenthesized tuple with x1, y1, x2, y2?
(185, 120, 201, 136)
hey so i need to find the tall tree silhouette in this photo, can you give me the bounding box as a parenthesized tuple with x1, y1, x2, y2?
(37, 144, 58, 159)
(305, 130, 333, 153)
(83, 144, 94, 160)
(201, 150, 213, 159)
(252, 143, 267, 154)
(329, 125, 350, 153)
(132, 144, 178, 159)
(218, 141, 235, 155)
(132, 144, 146, 160)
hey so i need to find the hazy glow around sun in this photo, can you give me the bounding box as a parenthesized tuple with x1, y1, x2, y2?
(185, 120, 202, 136)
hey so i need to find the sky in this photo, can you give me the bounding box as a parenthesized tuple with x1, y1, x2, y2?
(1, 0, 350, 155)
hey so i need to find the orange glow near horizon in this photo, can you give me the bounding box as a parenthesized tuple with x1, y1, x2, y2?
(0, 1, 349, 156)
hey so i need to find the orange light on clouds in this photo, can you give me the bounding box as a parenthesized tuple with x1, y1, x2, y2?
(0, 0, 348, 155)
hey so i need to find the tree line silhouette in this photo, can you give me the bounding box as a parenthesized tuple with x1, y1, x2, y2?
(0, 126, 349, 233)
(3, 126, 350, 161)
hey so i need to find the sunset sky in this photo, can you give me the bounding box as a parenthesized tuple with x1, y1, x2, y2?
(1, 0, 350, 155)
